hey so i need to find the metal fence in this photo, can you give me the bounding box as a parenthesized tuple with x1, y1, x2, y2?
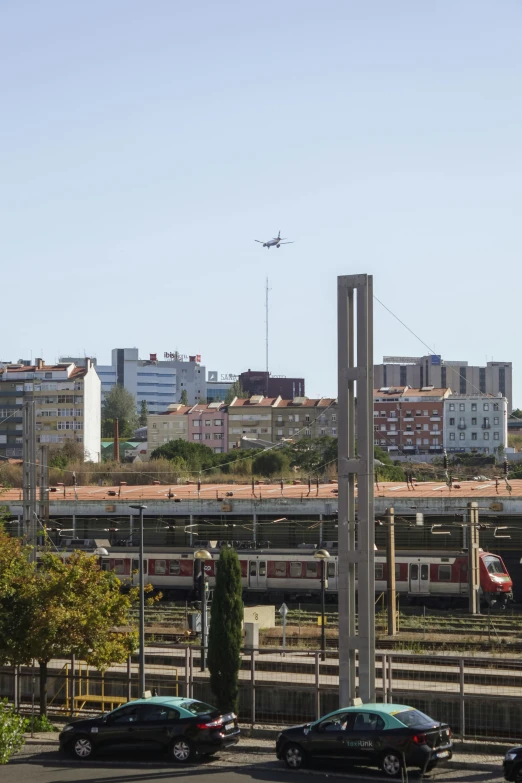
(1, 646, 521, 742)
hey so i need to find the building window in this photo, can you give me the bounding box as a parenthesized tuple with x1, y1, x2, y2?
(471, 418, 477, 425)
(459, 432, 465, 440)
(449, 403, 455, 411)
(483, 432, 489, 440)
(494, 432, 500, 440)
(205, 420, 211, 426)
(331, 427, 337, 436)
(449, 432, 455, 440)
(205, 433, 211, 440)
(331, 414, 336, 422)
(193, 434, 201, 441)
(381, 411, 386, 417)
(277, 429, 283, 436)
(415, 410, 421, 416)
(459, 403, 465, 411)
(449, 418, 455, 426)
(432, 410, 437, 416)
(493, 417, 499, 425)
(423, 410, 428, 416)
(493, 403, 499, 411)
(214, 419, 223, 426)
(471, 432, 477, 440)
(45, 373, 52, 380)
(193, 420, 201, 427)
(305, 428, 311, 436)
(483, 403, 489, 411)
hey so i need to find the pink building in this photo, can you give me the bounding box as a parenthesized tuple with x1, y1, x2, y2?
(188, 402, 227, 453)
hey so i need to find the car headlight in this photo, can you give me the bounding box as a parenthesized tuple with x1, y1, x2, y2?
(61, 725, 74, 732)
(505, 753, 518, 761)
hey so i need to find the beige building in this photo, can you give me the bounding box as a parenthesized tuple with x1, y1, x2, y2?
(0, 359, 101, 461)
(228, 396, 337, 448)
(147, 404, 190, 457)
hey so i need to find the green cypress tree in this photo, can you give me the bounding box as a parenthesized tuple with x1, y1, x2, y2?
(207, 548, 243, 714)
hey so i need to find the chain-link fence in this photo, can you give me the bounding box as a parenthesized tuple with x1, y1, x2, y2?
(2, 646, 522, 741)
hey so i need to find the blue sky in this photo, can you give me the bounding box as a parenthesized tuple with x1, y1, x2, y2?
(1, 1, 521, 401)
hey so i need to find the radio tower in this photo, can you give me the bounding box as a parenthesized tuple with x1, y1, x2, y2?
(265, 277, 271, 396)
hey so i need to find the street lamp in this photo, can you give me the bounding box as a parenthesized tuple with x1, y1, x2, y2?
(314, 548, 330, 661)
(194, 549, 212, 671)
(130, 504, 147, 697)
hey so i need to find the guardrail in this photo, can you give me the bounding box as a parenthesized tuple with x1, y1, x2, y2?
(2, 647, 522, 741)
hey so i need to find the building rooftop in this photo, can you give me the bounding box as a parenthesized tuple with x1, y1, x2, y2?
(374, 386, 451, 399)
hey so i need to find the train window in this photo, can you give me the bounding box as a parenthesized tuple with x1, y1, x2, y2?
(169, 560, 180, 575)
(290, 562, 302, 577)
(395, 564, 401, 580)
(410, 564, 418, 580)
(483, 556, 504, 574)
(155, 560, 166, 575)
(375, 564, 384, 580)
(275, 562, 286, 577)
(306, 562, 318, 577)
(259, 561, 266, 577)
(113, 559, 125, 575)
(327, 562, 336, 578)
(101, 560, 110, 572)
(438, 565, 452, 581)
(249, 562, 257, 577)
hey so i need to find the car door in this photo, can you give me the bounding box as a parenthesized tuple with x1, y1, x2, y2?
(134, 704, 181, 749)
(97, 704, 141, 749)
(342, 711, 386, 762)
(307, 713, 354, 759)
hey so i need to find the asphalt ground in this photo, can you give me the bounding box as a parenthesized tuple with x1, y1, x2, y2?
(2, 735, 508, 783)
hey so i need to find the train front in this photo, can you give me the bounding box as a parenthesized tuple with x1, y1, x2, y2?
(480, 552, 513, 608)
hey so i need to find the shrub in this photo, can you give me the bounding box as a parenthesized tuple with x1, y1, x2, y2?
(0, 699, 26, 764)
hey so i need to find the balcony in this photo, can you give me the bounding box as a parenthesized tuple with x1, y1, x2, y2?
(431, 429, 441, 435)
(482, 423, 491, 429)
(403, 417, 414, 422)
(387, 431, 398, 436)
(457, 424, 467, 430)
(387, 417, 398, 422)
(430, 416, 441, 422)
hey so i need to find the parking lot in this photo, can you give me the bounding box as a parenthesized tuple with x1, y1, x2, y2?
(2, 742, 508, 783)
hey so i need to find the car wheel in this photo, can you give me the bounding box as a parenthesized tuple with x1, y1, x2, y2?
(170, 738, 196, 763)
(381, 751, 403, 777)
(514, 766, 522, 783)
(71, 736, 94, 760)
(283, 743, 306, 770)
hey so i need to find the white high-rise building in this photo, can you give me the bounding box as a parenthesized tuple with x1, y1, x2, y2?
(443, 394, 508, 455)
(95, 349, 206, 414)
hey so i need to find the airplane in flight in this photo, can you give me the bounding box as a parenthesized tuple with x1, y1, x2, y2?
(255, 230, 294, 249)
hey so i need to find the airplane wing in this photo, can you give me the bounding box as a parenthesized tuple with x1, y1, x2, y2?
(279, 241, 294, 244)
(254, 240, 264, 243)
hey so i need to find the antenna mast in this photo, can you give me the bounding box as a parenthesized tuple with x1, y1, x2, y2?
(265, 277, 271, 396)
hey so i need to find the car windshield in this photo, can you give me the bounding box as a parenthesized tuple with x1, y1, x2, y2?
(484, 556, 504, 574)
(393, 709, 438, 728)
(178, 700, 216, 715)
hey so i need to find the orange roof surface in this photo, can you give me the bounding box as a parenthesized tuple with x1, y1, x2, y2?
(0, 480, 521, 502)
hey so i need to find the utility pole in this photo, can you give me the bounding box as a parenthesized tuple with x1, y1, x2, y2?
(468, 501, 480, 615)
(386, 507, 397, 636)
(337, 274, 375, 705)
(23, 400, 37, 559)
(39, 445, 50, 536)
(113, 418, 120, 463)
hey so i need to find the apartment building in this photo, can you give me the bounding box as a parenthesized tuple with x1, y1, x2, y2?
(238, 370, 305, 399)
(228, 396, 337, 448)
(374, 386, 451, 455)
(0, 359, 101, 461)
(443, 394, 508, 454)
(374, 356, 513, 411)
(147, 402, 227, 458)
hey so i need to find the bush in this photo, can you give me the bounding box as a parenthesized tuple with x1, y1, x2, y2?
(26, 714, 56, 733)
(252, 451, 288, 477)
(0, 699, 26, 764)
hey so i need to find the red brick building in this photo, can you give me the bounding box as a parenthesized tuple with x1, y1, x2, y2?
(374, 386, 452, 456)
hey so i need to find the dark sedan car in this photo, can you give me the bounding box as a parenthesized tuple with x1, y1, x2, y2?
(59, 696, 240, 762)
(276, 703, 452, 777)
(504, 746, 522, 781)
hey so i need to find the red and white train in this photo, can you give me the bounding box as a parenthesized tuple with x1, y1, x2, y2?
(98, 547, 513, 608)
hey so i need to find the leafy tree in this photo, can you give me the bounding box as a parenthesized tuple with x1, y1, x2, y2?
(511, 408, 522, 419)
(150, 439, 215, 471)
(102, 385, 138, 439)
(252, 450, 288, 477)
(207, 548, 243, 714)
(0, 533, 139, 716)
(0, 699, 26, 764)
(224, 380, 248, 405)
(179, 389, 189, 406)
(48, 441, 85, 468)
(139, 400, 149, 427)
